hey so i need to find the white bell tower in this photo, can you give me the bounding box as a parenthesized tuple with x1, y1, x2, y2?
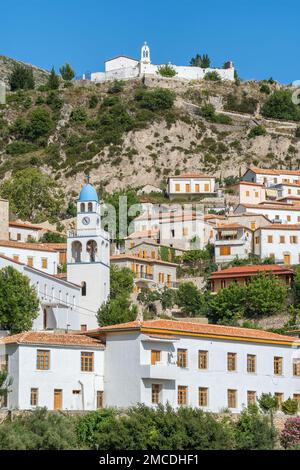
(67, 179, 110, 330)
(141, 41, 151, 64)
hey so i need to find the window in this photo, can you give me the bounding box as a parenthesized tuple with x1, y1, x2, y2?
(36, 350, 50, 370)
(227, 353, 237, 372)
(204, 183, 210, 192)
(280, 236, 285, 244)
(72, 390, 81, 395)
(246, 190, 250, 197)
(41, 258, 48, 269)
(43, 309, 47, 330)
(267, 235, 273, 243)
(274, 356, 283, 376)
(287, 215, 291, 222)
(199, 387, 208, 407)
(151, 384, 161, 404)
(290, 236, 298, 244)
(97, 391, 103, 409)
(255, 236, 260, 244)
(175, 183, 180, 192)
(17, 233, 21, 241)
(250, 222, 256, 230)
(220, 246, 231, 256)
(80, 324, 87, 332)
(30, 388, 38, 406)
(198, 351, 208, 370)
(81, 281, 87, 296)
(255, 192, 259, 198)
(195, 184, 200, 192)
(151, 350, 161, 365)
(227, 389, 237, 408)
(247, 391, 256, 406)
(27, 256, 33, 267)
(185, 184, 190, 193)
(288, 189, 292, 195)
(293, 359, 300, 376)
(182, 227, 189, 236)
(247, 354, 256, 373)
(81, 352, 94, 372)
(177, 386, 188, 406)
(177, 349, 187, 368)
(275, 393, 284, 409)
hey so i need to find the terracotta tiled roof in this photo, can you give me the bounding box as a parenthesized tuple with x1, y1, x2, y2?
(9, 221, 44, 230)
(247, 166, 300, 176)
(90, 319, 296, 345)
(210, 264, 294, 279)
(0, 240, 65, 252)
(203, 214, 226, 220)
(235, 181, 264, 187)
(169, 172, 214, 179)
(126, 229, 159, 240)
(237, 203, 300, 211)
(111, 254, 178, 267)
(0, 331, 104, 348)
(258, 224, 300, 230)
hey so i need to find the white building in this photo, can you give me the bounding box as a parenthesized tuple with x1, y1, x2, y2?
(91, 43, 235, 83)
(0, 332, 104, 410)
(242, 166, 300, 187)
(254, 224, 300, 265)
(229, 181, 266, 205)
(2, 319, 300, 412)
(8, 221, 45, 242)
(67, 183, 110, 330)
(214, 223, 253, 264)
(235, 202, 300, 224)
(168, 173, 216, 199)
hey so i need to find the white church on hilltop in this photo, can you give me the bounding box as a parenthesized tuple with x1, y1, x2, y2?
(91, 42, 235, 83)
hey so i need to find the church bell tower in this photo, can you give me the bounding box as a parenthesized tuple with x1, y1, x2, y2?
(67, 179, 110, 330)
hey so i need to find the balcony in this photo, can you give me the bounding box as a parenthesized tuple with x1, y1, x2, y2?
(215, 238, 246, 246)
(138, 273, 154, 280)
(140, 362, 177, 380)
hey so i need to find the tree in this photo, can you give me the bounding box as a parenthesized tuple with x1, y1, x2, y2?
(258, 393, 278, 428)
(293, 266, 300, 303)
(244, 273, 287, 318)
(134, 88, 175, 112)
(281, 398, 298, 415)
(9, 64, 35, 91)
(39, 232, 66, 243)
(24, 107, 54, 141)
(190, 54, 211, 68)
(234, 405, 277, 450)
(176, 282, 204, 317)
(0, 371, 12, 408)
(47, 67, 60, 90)
(0, 266, 39, 333)
(261, 90, 300, 121)
(207, 282, 246, 324)
(157, 64, 177, 77)
(59, 63, 75, 81)
(110, 265, 135, 299)
(248, 125, 267, 138)
(0, 168, 64, 223)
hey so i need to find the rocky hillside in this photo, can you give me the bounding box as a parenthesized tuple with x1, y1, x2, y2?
(0, 63, 300, 199)
(0, 55, 49, 89)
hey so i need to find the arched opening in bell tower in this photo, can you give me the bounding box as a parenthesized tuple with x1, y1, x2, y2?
(72, 240, 82, 262)
(87, 240, 98, 262)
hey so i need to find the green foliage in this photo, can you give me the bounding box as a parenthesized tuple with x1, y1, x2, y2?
(9, 64, 35, 91)
(295, 126, 300, 138)
(6, 141, 37, 155)
(258, 393, 278, 423)
(204, 71, 221, 82)
(135, 87, 175, 112)
(234, 405, 277, 450)
(225, 93, 258, 114)
(208, 282, 245, 325)
(89, 95, 98, 108)
(97, 265, 137, 327)
(39, 231, 66, 243)
(176, 282, 204, 317)
(0, 266, 39, 333)
(0, 168, 64, 222)
(190, 54, 211, 68)
(59, 63, 75, 81)
(260, 83, 271, 94)
(103, 189, 141, 241)
(46, 67, 60, 90)
(76, 408, 116, 447)
(0, 408, 78, 450)
(11, 107, 54, 143)
(199, 103, 232, 124)
(157, 64, 177, 77)
(281, 398, 298, 415)
(0, 371, 12, 407)
(70, 107, 88, 123)
(248, 125, 267, 138)
(108, 80, 124, 94)
(261, 90, 300, 121)
(293, 266, 300, 303)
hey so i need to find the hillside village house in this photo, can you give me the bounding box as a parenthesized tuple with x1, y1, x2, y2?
(168, 173, 216, 199)
(214, 224, 253, 264)
(229, 181, 266, 205)
(226, 212, 272, 231)
(91, 43, 235, 83)
(235, 202, 300, 224)
(242, 166, 300, 187)
(124, 239, 186, 259)
(209, 264, 294, 293)
(110, 254, 178, 290)
(8, 221, 46, 242)
(2, 320, 300, 412)
(254, 224, 300, 265)
(273, 183, 300, 199)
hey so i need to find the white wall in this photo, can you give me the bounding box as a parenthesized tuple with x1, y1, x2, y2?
(255, 228, 300, 264)
(9, 226, 42, 242)
(235, 204, 300, 224)
(0, 245, 59, 275)
(168, 177, 216, 195)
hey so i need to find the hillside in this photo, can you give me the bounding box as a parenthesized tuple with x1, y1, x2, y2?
(0, 55, 49, 88)
(0, 65, 300, 200)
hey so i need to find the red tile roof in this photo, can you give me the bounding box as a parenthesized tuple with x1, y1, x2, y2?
(0, 331, 104, 348)
(89, 319, 296, 345)
(209, 264, 294, 279)
(258, 224, 300, 230)
(9, 221, 44, 230)
(238, 203, 300, 211)
(246, 166, 300, 176)
(170, 173, 213, 179)
(126, 229, 159, 240)
(0, 240, 66, 252)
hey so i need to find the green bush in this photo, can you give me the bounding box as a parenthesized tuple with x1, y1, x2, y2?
(261, 90, 300, 121)
(204, 71, 221, 81)
(9, 64, 35, 91)
(281, 398, 299, 415)
(295, 126, 300, 138)
(225, 93, 258, 114)
(70, 107, 88, 123)
(135, 87, 175, 112)
(234, 406, 277, 450)
(89, 95, 98, 108)
(157, 64, 177, 77)
(59, 63, 75, 81)
(108, 80, 124, 94)
(248, 125, 267, 138)
(6, 141, 37, 155)
(260, 83, 271, 94)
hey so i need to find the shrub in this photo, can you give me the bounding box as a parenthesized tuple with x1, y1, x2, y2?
(204, 71, 221, 81)
(199, 103, 232, 124)
(248, 125, 267, 138)
(280, 417, 300, 449)
(281, 398, 299, 415)
(295, 126, 300, 138)
(70, 107, 88, 123)
(157, 64, 177, 77)
(234, 406, 277, 450)
(46, 67, 60, 90)
(135, 87, 175, 111)
(89, 95, 98, 108)
(25, 107, 54, 141)
(6, 141, 37, 155)
(261, 90, 300, 121)
(225, 93, 258, 114)
(9, 64, 35, 91)
(108, 80, 124, 94)
(260, 83, 271, 94)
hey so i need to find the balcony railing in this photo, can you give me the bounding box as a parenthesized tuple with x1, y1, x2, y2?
(138, 273, 154, 280)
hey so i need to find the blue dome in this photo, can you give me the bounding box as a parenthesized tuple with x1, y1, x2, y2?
(78, 184, 99, 202)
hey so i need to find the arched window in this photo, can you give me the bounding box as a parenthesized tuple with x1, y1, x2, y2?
(82, 281, 87, 296)
(72, 241, 82, 262)
(80, 203, 85, 213)
(87, 240, 97, 262)
(88, 202, 93, 212)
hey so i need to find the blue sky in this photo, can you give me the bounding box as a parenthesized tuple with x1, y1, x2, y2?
(1, 0, 299, 83)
